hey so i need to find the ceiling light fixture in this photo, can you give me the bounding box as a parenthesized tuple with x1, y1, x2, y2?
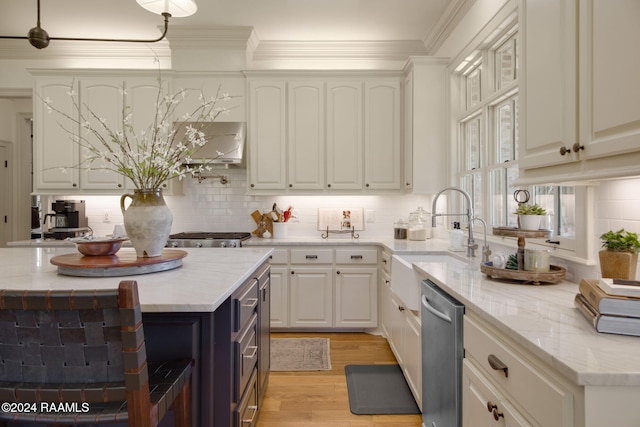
(0, 0, 197, 49)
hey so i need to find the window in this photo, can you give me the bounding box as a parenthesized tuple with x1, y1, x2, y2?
(454, 23, 578, 253)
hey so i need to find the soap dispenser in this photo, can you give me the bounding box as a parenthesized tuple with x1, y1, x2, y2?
(450, 221, 465, 252)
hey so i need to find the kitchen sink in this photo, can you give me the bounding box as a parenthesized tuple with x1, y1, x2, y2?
(391, 254, 470, 311)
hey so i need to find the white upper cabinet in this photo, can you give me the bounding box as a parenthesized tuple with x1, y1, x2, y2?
(246, 72, 403, 194)
(288, 81, 325, 190)
(247, 80, 287, 190)
(33, 78, 80, 191)
(364, 80, 402, 190)
(519, 0, 640, 184)
(79, 78, 126, 191)
(326, 81, 364, 190)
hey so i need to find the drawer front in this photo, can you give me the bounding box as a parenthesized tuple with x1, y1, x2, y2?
(290, 249, 333, 264)
(234, 279, 259, 332)
(381, 251, 391, 273)
(235, 368, 258, 427)
(269, 248, 288, 265)
(464, 316, 572, 427)
(335, 248, 378, 264)
(235, 313, 258, 402)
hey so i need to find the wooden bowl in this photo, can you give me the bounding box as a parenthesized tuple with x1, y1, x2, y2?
(72, 238, 127, 256)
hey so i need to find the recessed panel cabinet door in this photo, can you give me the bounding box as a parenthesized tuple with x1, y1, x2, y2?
(248, 81, 287, 190)
(326, 82, 363, 190)
(288, 82, 325, 190)
(79, 79, 125, 190)
(364, 81, 401, 190)
(334, 267, 377, 327)
(34, 79, 80, 190)
(289, 267, 332, 328)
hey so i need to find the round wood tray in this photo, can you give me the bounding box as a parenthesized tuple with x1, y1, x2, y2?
(50, 248, 187, 277)
(480, 262, 566, 285)
(492, 226, 550, 238)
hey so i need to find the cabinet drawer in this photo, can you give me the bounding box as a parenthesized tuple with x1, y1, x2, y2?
(290, 249, 333, 264)
(235, 368, 258, 427)
(381, 251, 391, 273)
(335, 248, 378, 264)
(464, 316, 572, 427)
(235, 313, 258, 402)
(269, 248, 288, 264)
(233, 279, 259, 332)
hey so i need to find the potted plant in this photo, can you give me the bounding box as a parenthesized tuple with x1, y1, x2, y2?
(514, 203, 546, 230)
(599, 228, 640, 280)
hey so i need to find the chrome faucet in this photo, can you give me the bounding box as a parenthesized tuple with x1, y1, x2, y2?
(472, 217, 492, 263)
(432, 187, 477, 258)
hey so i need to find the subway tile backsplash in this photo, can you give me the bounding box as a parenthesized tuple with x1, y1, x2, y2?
(53, 173, 640, 281)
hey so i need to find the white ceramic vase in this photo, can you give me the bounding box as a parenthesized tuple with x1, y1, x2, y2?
(518, 214, 541, 230)
(120, 188, 173, 257)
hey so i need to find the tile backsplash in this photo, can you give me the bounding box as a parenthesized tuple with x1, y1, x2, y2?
(50, 172, 640, 281)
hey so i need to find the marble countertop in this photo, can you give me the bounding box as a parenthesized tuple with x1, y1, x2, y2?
(412, 257, 640, 387)
(0, 247, 273, 313)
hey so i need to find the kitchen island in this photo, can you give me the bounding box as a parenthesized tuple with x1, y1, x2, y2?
(0, 247, 273, 427)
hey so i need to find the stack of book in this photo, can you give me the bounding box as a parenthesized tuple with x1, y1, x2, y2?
(574, 278, 640, 336)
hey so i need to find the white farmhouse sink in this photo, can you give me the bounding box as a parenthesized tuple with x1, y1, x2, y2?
(391, 254, 468, 311)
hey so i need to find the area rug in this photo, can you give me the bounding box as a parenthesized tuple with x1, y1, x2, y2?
(345, 364, 421, 415)
(270, 338, 331, 371)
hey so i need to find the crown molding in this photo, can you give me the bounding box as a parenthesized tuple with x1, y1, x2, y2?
(166, 26, 254, 49)
(423, 0, 476, 55)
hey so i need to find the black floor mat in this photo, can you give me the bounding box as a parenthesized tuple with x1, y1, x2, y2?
(345, 364, 421, 415)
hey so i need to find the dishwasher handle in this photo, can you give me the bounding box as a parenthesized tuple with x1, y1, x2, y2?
(421, 294, 452, 323)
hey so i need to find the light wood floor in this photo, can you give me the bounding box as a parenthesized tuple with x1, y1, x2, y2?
(256, 332, 423, 427)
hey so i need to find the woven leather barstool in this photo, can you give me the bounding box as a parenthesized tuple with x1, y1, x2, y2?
(0, 281, 192, 427)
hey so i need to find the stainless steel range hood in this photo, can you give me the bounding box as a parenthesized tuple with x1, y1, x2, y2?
(173, 121, 245, 166)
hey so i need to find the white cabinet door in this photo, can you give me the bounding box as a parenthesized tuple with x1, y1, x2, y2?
(288, 82, 325, 190)
(520, 0, 578, 173)
(334, 267, 378, 328)
(385, 290, 405, 365)
(402, 310, 422, 410)
(463, 360, 531, 427)
(380, 269, 392, 337)
(79, 78, 125, 191)
(364, 80, 402, 190)
(579, 0, 640, 166)
(289, 267, 333, 328)
(326, 81, 363, 190)
(248, 80, 287, 190)
(269, 266, 288, 328)
(34, 78, 80, 191)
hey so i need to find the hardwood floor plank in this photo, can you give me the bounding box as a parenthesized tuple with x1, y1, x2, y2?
(256, 332, 422, 427)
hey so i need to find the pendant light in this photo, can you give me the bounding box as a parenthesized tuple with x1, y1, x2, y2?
(0, 0, 197, 49)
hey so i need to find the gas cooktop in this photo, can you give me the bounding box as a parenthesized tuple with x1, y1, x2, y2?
(167, 232, 252, 248)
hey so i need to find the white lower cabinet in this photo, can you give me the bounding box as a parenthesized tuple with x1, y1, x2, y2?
(463, 360, 530, 427)
(290, 267, 333, 328)
(380, 250, 421, 409)
(269, 246, 378, 329)
(463, 314, 575, 427)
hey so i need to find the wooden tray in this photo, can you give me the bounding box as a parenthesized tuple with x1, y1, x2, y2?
(50, 248, 187, 277)
(481, 262, 566, 286)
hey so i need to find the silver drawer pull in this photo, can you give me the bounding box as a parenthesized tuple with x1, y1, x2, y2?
(350, 255, 363, 260)
(243, 346, 258, 359)
(488, 354, 509, 378)
(242, 298, 258, 309)
(242, 405, 258, 425)
(305, 255, 318, 259)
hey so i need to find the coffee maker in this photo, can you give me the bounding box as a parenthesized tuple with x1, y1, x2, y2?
(43, 200, 89, 239)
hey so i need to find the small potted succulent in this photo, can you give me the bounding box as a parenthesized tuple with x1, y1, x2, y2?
(514, 203, 546, 230)
(599, 228, 640, 280)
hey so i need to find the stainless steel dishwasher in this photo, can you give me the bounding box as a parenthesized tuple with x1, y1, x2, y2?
(421, 279, 464, 427)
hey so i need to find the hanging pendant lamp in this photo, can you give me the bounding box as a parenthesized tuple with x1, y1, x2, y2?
(0, 0, 197, 49)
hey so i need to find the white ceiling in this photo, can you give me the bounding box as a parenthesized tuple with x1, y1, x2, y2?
(0, 0, 454, 46)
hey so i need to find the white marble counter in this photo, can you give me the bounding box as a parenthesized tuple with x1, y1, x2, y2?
(412, 257, 640, 387)
(0, 247, 273, 313)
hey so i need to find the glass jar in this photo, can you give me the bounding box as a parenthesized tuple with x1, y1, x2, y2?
(407, 207, 429, 241)
(394, 219, 408, 239)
